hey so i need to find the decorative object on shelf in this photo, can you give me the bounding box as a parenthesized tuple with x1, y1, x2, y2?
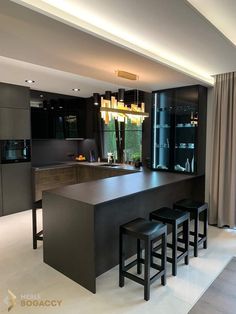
(185, 158, 190, 172)
(191, 156, 194, 172)
(190, 111, 198, 126)
(99, 89, 149, 125)
(174, 164, 185, 171)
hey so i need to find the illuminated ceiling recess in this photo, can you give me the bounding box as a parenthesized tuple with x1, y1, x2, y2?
(13, 0, 214, 85)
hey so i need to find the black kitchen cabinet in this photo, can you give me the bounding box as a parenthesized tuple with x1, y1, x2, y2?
(151, 85, 207, 175)
(31, 92, 87, 139)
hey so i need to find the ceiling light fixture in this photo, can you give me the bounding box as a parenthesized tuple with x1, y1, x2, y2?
(99, 89, 149, 126)
(116, 70, 138, 81)
(72, 88, 80, 92)
(25, 79, 35, 84)
(93, 93, 99, 106)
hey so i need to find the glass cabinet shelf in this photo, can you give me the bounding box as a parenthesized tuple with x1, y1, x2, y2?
(176, 125, 197, 128)
(152, 85, 207, 175)
(155, 125, 171, 128)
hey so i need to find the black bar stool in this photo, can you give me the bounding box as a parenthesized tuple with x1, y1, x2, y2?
(119, 217, 167, 301)
(150, 207, 189, 276)
(32, 200, 43, 249)
(173, 199, 208, 257)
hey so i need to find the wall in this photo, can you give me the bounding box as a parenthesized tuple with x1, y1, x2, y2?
(31, 139, 98, 166)
(31, 140, 79, 166)
(205, 87, 214, 203)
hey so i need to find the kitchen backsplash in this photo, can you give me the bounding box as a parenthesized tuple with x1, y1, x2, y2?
(31, 139, 98, 166)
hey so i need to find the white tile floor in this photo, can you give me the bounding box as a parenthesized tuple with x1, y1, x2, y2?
(0, 210, 236, 314)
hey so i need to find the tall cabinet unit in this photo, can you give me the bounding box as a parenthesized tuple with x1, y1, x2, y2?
(152, 85, 207, 175)
(0, 82, 32, 216)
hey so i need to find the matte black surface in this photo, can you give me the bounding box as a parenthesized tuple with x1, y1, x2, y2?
(43, 172, 204, 293)
(119, 218, 167, 301)
(1, 163, 32, 215)
(121, 217, 166, 240)
(150, 206, 190, 276)
(173, 199, 208, 257)
(49, 170, 199, 205)
(0, 83, 30, 109)
(0, 108, 31, 139)
(43, 193, 96, 293)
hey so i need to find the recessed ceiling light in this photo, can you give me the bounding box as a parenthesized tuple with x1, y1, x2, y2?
(72, 88, 80, 92)
(25, 79, 35, 84)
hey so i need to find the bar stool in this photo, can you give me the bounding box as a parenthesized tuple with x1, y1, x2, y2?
(119, 218, 167, 301)
(32, 200, 43, 249)
(150, 207, 189, 276)
(173, 199, 208, 257)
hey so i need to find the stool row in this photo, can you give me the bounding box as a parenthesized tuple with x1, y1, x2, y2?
(119, 199, 208, 301)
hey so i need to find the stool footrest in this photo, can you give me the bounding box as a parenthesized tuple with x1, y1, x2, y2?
(121, 271, 144, 286)
(124, 259, 138, 271)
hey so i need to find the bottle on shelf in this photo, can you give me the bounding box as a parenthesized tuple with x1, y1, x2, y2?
(191, 156, 194, 173)
(185, 158, 190, 172)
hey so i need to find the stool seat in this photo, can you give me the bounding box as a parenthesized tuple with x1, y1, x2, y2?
(150, 207, 189, 224)
(122, 218, 166, 240)
(174, 199, 207, 212)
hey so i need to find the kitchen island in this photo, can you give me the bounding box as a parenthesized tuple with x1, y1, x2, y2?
(43, 169, 204, 293)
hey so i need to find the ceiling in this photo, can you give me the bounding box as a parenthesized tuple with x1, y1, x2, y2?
(1, 0, 236, 96)
(187, 0, 236, 46)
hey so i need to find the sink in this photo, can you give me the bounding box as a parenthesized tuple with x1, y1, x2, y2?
(98, 163, 120, 167)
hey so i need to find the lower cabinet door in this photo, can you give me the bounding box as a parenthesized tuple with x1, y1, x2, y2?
(1, 162, 32, 215)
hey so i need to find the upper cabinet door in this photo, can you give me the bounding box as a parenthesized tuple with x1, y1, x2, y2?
(0, 108, 31, 139)
(0, 83, 30, 109)
(174, 86, 199, 174)
(152, 89, 174, 171)
(31, 97, 87, 139)
(152, 85, 207, 175)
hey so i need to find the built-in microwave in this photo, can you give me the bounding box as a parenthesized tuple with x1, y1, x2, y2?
(0, 140, 31, 164)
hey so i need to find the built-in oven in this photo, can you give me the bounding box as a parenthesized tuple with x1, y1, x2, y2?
(0, 140, 31, 164)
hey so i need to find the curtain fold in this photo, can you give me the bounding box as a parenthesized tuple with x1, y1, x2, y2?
(209, 72, 236, 228)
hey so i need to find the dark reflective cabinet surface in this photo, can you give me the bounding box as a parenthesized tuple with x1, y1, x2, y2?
(152, 85, 207, 175)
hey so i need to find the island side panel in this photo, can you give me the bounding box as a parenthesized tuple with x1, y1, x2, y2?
(43, 191, 96, 293)
(95, 175, 204, 276)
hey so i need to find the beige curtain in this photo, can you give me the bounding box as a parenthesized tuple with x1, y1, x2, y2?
(209, 72, 236, 227)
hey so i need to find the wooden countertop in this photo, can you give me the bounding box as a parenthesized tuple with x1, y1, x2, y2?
(45, 170, 197, 206)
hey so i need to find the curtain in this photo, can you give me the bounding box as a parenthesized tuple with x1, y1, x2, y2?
(209, 72, 236, 228)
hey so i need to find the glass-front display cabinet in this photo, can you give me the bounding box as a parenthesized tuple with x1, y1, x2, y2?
(151, 85, 207, 175)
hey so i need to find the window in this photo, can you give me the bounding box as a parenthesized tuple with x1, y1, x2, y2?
(103, 118, 142, 162)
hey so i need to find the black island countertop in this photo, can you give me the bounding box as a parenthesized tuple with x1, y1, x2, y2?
(43, 167, 204, 294)
(48, 169, 197, 205)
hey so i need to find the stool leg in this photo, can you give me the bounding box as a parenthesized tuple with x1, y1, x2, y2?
(203, 208, 208, 249)
(119, 230, 125, 287)
(144, 239, 151, 301)
(161, 232, 167, 286)
(194, 213, 199, 257)
(137, 239, 142, 275)
(172, 223, 177, 276)
(32, 208, 37, 250)
(184, 219, 189, 265)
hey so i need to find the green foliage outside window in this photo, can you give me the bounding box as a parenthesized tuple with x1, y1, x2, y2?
(103, 118, 142, 161)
